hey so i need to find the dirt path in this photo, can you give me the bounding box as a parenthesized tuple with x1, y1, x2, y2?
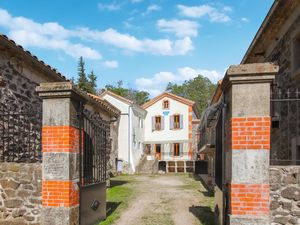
(114, 175, 214, 225)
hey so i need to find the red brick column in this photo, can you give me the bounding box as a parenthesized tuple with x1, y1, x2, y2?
(42, 126, 80, 208)
(229, 117, 271, 216)
(37, 82, 86, 225)
(220, 63, 278, 225)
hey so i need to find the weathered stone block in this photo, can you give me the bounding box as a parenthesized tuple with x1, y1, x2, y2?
(0, 179, 20, 189)
(281, 187, 300, 200)
(4, 199, 23, 208)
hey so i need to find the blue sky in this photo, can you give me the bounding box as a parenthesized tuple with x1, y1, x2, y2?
(0, 0, 273, 96)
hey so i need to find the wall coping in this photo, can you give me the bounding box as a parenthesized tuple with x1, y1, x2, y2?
(222, 63, 279, 91)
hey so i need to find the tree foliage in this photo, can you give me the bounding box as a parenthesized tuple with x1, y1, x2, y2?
(104, 80, 150, 105)
(76, 57, 97, 94)
(166, 75, 216, 114)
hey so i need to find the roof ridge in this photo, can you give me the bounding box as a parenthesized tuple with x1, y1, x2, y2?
(0, 33, 68, 82)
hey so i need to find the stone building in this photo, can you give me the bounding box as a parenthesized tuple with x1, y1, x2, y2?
(0, 34, 120, 224)
(242, 1, 300, 224)
(199, 1, 300, 224)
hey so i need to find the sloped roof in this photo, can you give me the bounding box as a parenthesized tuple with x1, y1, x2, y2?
(1, 33, 121, 117)
(100, 90, 133, 105)
(242, 0, 300, 63)
(0, 33, 68, 82)
(142, 92, 200, 118)
(142, 92, 195, 109)
(87, 93, 121, 117)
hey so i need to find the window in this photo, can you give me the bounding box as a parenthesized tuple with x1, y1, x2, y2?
(155, 144, 161, 160)
(154, 116, 161, 130)
(145, 144, 151, 155)
(174, 115, 180, 129)
(173, 143, 180, 156)
(163, 100, 169, 109)
(292, 31, 300, 76)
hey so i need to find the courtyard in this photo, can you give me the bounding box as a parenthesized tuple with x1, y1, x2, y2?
(101, 175, 214, 225)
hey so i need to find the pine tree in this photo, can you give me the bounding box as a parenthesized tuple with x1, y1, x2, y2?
(88, 70, 97, 94)
(77, 57, 89, 92)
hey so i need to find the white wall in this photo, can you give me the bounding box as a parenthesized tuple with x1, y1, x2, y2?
(101, 93, 146, 173)
(101, 94, 129, 165)
(130, 107, 145, 172)
(144, 97, 191, 161)
(144, 97, 189, 141)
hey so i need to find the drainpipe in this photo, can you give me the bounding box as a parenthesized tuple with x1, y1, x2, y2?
(128, 105, 132, 172)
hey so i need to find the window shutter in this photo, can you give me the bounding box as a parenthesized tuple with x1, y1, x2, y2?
(180, 114, 183, 129)
(170, 143, 173, 156)
(170, 115, 174, 130)
(180, 143, 183, 156)
(151, 144, 154, 154)
(161, 116, 164, 130)
(152, 116, 155, 131)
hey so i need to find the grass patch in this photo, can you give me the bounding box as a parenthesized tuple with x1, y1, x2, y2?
(98, 175, 136, 225)
(140, 213, 174, 225)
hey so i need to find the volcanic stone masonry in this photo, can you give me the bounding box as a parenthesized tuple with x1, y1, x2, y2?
(270, 166, 300, 225)
(0, 163, 42, 224)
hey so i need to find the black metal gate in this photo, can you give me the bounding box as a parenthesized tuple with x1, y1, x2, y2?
(270, 84, 300, 165)
(79, 108, 109, 225)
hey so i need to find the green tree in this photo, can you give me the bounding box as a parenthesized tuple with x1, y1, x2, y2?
(76, 57, 98, 94)
(104, 80, 150, 105)
(166, 75, 216, 114)
(77, 57, 89, 91)
(88, 70, 97, 94)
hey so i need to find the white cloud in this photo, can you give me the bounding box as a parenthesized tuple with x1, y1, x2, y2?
(0, 8, 194, 58)
(77, 28, 194, 55)
(241, 17, 250, 23)
(98, 2, 121, 11)
(0, 8, 102, 60)
(135, 67, 223, 96)
(103, 60, 119, 69)
(147, 4, 161, 13)
(177, 4, 231, 23)
(157, 19, 198, 37)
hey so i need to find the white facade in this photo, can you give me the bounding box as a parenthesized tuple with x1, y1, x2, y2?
(101, 91, 146, 173)
(143, 93, 198, 162)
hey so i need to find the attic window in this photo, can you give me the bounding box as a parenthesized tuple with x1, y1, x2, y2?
(163, 100, 169, 109)
(292, 31, 300, 77)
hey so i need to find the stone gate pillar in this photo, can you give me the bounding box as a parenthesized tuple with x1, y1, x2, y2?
(222, 63, 278, 225)
(37, 82, 86, 225)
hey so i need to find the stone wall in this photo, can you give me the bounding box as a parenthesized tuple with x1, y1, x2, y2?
(0, 54, 42, 114)
(270, 166, 300, 225)
(267, 13, 300, 162)
(0, 163, 42, 224)
(0, 52, 43, 162)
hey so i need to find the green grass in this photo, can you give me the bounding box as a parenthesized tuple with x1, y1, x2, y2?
(98, 175, 136, 225)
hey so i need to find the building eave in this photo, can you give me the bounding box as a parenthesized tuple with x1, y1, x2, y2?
(0, 33, 68, 82)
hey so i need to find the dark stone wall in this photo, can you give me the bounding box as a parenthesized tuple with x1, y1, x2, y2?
(270, 166, 300, 224)
(267, 14, 300, 163)
(0, 163, 42, 224)
(0, 51, 43, 162)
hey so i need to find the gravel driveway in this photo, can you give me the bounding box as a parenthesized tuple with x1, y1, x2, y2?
(114, 174, 214, 225)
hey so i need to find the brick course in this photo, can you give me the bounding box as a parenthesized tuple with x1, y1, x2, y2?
(42, 126, 79, 153)
(42, 180, 79, 207)
(231, 117, 271, 150)
(229, 184, 270, 215)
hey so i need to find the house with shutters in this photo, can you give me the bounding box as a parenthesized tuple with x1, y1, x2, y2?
(100, 90, 147, 173)
(142, 92, 200, 173)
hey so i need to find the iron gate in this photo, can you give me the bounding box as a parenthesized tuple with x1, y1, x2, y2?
(79, 108, 109, 225)
(270, 84, 300, 165)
